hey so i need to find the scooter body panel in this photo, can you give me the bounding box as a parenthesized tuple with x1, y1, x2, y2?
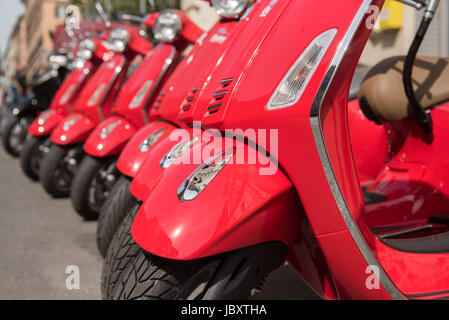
(131, 136, 301, 261)
(111, 44, 178, 128)
(50, 113, 96, 146)
(83, 116, 137, 157)
(71, 54, 128, 124)
(132, 0, 403, 299)
(28, 109, 65, 137)
(28, 62, 94, 137)
(116, 21, 240, 179)
(83, 44, 180, 159)
(116, 121, 177, 178)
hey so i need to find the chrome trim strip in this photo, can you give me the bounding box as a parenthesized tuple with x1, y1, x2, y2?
(309, 0, 404, 300)
(142, 45, 177, 124)
(98, 56, 126, 120)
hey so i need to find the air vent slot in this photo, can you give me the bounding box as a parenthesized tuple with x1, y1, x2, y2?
(206, 78, 234, 115)
(152, 92, 166, 111)
(181, 87, 200, 113)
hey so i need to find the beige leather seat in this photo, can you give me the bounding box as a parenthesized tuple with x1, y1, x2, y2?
(358, 56, 449, 123)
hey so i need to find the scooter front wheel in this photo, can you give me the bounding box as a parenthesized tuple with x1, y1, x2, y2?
(96, 175, 136, 257)
(40, 144, 81, 198)
(20, 136, 51, 181)
(70, 156, 119, 221)
(2, 117, 31, 157)
(102, 204, 286, 300)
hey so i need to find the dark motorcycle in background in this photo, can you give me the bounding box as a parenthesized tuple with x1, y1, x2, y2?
(2, 52, 72, 157)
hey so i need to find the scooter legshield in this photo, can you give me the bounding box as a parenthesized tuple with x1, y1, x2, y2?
(28, 109, 65, 137)
(131, 136, 301, 261)
(83, 116, 137, 157)
(116, 121, 177, 178)
(50, 113, 96, 146)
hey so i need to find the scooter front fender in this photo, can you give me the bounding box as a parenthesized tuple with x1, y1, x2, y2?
(28, 109, 65, 137)
(50, 114, 95, 146)
(116, 121, 177, 178)
(131, 137, 302, 260)
(83, 116, 137, 157)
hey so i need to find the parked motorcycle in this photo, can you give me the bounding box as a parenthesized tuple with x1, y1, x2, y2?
(103, 0, 449, 300)
(69, 9, 203, 221)
(39, 16, 151, 198)
(20, 36, 114, 181)
(2, 52, 71, 157)
(95, 0, 241, 257)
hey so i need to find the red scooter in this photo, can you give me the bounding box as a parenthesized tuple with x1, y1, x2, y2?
(21, 35, 113, 181)
(39, 18, 151, 198)
(104, 0, 449, 300)
(69, 9, 203, 221)
(95, 0, 245, 257)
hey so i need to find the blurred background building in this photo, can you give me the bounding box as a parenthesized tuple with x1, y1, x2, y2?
(2, 0, 449, 87)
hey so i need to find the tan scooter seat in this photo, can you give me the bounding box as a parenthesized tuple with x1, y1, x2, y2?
(358, 56, 449, 123)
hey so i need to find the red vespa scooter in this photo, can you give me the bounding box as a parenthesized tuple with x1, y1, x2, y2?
(21, 36, 113, 181)
(69, 9, 203, 220)
(104, 0, 449, 300)
(96, 0, 253, 257)
(39, 20, 151, 198)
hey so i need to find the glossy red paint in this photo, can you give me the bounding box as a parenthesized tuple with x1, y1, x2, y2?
(132, 0, 443, 300)
(131, 136, 301, 260)
(51, 54, 129, 145)
(83, 116, 136, 157)
(28, 37, 116, 139)
(50, 114, 96, 145)
(50, 23, 153, 148)
(28, 62, 94, 137)
(116, 17, 242, 179)
(83, 12, 203, 159)
(116, 121, 177, 178)
(348, 99, 389, 186)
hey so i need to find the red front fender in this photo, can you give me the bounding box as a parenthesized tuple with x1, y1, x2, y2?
(131, 136, 302, 261)
(28, 109, 65, 137)
(116, 121, 177, 178)
(83, 116, 137, 157)
(50, 113, 96, 146)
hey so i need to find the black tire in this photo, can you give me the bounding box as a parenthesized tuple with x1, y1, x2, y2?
(97, 175, 136, 258)
(102, 204, 287, 300)
(70, 156, 119, 221)
(40, 144, 76, 198)
(2, 117, 30, 157)
(102, 202, 141, 299)
(20, 135, 48, 181)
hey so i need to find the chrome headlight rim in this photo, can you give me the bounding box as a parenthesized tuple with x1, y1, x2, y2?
(77, 38, 96, 61)
(153, 9, 182, 42)
(108, 27, 131, 53)
(211, 0, 253, 19)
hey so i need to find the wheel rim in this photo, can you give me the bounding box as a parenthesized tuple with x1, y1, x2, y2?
(52, 148, 80, 193)
(9, 122, 27, 154)
(87, 160, 118, 213)
(30, 139, 51, 177)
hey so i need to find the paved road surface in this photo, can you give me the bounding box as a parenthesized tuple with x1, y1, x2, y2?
(0, 146, 320, 300)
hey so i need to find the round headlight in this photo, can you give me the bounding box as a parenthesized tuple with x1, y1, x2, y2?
(49, 54, 68, 67)
(211, 0, 252, 19)
(77, 39, 96, 60)
(108, 27, 130, 52)
(153, 10, 182, 42)
(79, 38, 96, 52)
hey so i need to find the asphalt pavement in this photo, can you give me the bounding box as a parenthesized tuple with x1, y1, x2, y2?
(0, 145, 320, 300)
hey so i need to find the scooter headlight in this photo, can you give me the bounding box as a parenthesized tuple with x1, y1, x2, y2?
(48, 54, 68, 68)
(108, 27, 130, 52)
(211, 0, 252, 19)
(77, 39, 96, 61)
(153, 10, 182, 42)
(267, 29, 337, 110)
